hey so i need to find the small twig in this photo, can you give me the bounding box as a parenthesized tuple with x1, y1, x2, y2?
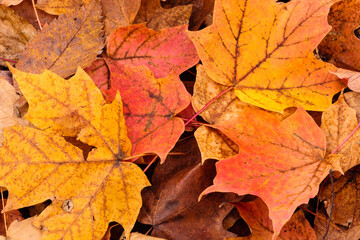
(31, 0, 43, 31)
(143, 155, 158, 173)
(184, 86, 233, 126)
(322, 169, 335, 240)
(186, 69, 196, 76)
(144, 226, 153, 235)
(1, 190, 7, 237)
(0, 57, 17, 63)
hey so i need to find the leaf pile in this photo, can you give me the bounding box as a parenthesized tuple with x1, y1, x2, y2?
(2, 0, 360, 239)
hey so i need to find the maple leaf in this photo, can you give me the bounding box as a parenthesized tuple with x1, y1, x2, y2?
(103, 60, 191, 161)
(16, 0, 104, 78)
(226, 197, 316, 240)
(321, 93, 360, 172)
(133, 0, 192, 30)
(318, 0, 360, 71)
(106, 23, 199, 78)
(5, 66, 150, 239)
(36, 0, 94, 15)
(201, 107, 342, 236)
(187, 0, 344, 112)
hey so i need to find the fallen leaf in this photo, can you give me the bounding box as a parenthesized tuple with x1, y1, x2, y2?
(314, 210, 360, 240)
(318, 165, 360, 228)
(104, 60, 191, 161)
(318, 0, 360, 71)
(138, 137, 239, 239)
(85, 58, 111, 92)
(133, 0, 192, 30)
(0, 5, 36, 66)
(106, 23, 199, 78)
(5, 217, 41, 240)
(36, 0, 93, 15)
(201, 107, 342, 236)
(121, 232, 166, 240)
(101, 0, 141, 36)
(0, 0, 22, 6)
(0, 198, 23, 236)
(188, 0, 343, 112)
(226, 197, 316, 240)
(16, 0, 104, 78)
(344, 91, 360, 122)
(332, 68, 360, 92)
(321, 93, 360, 172)
(10, 0, 57, 30)
(6, 65, 150, 239)
(0, 76, 29, 145)
(161, 0, 215, 30)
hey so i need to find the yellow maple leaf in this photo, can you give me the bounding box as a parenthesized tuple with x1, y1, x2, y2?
(188, 0, 344, 112)
(2, 66, 150, 239)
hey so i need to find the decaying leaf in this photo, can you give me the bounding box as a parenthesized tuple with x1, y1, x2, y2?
(134, 0, 192, 31)
(120, 232, 166, 240)
(318, 0, 360, 71)
(318, 165, 360, 228)
(106, 23, 199, 78)
(17, 0, 104, 78)
(314, 210, 360, 240)
(6, 66, 150, 239)
(344, 91, 360, 122)
(105, 61, 191, 162)
(138, 137, 239, 239)
(0, 76, 29, 145)
(101, 0, 141, 36)
(201, 107, 342, 236)
(188, 0, 343, 112)
(321, 93, 360, 172)
(0, 5, 36, 66)
(226, 197, 316, 240)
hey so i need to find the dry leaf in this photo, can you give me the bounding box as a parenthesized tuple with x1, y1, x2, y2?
(0, 5, 36, 66)
(6, 217, 42, 240)
(36, 0, 93, 15)
(0, 0, 22, 6)
(17, 0, 104, 78)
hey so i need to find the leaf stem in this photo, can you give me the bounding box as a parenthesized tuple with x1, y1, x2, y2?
(184, 86, 234, 126)
(31, 0, 43, 31)
(1, 190, 7, 237)
(331, 121, 360, 154)
(0, 57, 17, 63)
(143, 155, 158, 173)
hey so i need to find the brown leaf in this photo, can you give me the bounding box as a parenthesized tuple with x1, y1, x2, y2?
(321, 93, 360, 172)
(0, 0, 22, 6)
(314, 210, 360, 240)
(0, 5, 36, 66)
(344, 91, 360, 122)
(161, 0, 215, 30)
(134, 0, 192, 31)
(138, 137, 239, 239)
(318, 0, 360, 71)
(101, 0, 141, 36)
(16, 0, 104, 78)
(319, 165, 360, 228)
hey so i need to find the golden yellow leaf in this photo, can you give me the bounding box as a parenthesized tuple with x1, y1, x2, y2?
(188, 0, 344, 112)
(17, 0, 104, 78)
(0, 5, 36, 67)
(0, 0, 22, 6)
(36, 0, 93, 15)
(3, 66, 150, 239)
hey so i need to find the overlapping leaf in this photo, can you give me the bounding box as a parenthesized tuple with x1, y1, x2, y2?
(6, 66, 150, 239)
(318, 0, 360, 71)
(106, 23, 199, 78)
(17, 0, 104, 78)
(201, 107, 342, 236)
(188, 0, 343, 112)
(103, 60, 191, 162)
